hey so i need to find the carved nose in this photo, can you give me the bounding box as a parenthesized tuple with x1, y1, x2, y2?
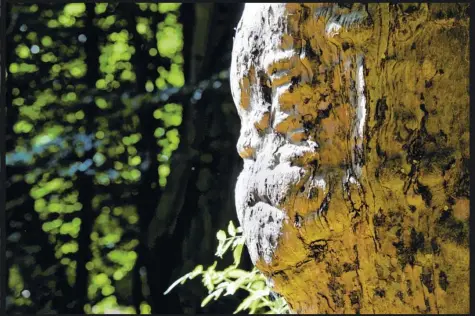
(238, 145, 255, 159)
(254, 111, 271, 132)
(236, 129, 256, 160)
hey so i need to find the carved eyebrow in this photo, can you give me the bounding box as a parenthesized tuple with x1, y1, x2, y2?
(265, 55, 315, 88)
(314, 4, 369, 30)
(263, 50, 298, 75)
(328, 11, 368, 28)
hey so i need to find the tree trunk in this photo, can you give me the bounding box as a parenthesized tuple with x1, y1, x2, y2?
(230, 3, 469, 314)
(145, 4, 247, 313)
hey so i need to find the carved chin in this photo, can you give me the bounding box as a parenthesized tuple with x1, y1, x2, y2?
(240, 202, 286, 265)
(235, 160, 329, 266)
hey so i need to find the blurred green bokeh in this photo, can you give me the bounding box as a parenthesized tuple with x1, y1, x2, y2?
(6, 3, 185, 314)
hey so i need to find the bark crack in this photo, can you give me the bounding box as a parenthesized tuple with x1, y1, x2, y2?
(317, 292, 336, 313)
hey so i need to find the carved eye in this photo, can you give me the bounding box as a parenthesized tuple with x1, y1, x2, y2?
(302, 114, 315, 132)
(337, 3, 353, 9)
(257, 70, 273, 104)
(265, 78, 272, 88)
(291, 75, 301, 86)
(254, 111, 270, 133)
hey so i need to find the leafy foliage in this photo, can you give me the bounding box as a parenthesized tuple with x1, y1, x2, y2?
(6, 2, 244, 314)
(165, 221, 290, 314)
(6, 2, 185, 314)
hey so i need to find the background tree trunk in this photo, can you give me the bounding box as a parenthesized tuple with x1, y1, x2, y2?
(231, 3, 469, 314)
(145, 4, 250, 313)
(5, 2, 247, 314)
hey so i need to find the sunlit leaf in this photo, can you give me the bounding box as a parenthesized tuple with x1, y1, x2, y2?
(233, 243, 243, 266)
(228, 221, 236, 237)
(216, 230, 226, 242)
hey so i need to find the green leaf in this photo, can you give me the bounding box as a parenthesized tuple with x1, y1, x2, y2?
(216, 230, 226, 241)
(251, 280, 266, 291)
(209, 261, 218, 271)
(202, 261, 218, 291)
(163, 272, 191, 295)
(225, 283, 238, 296)
(201, 293, 215, 307)
(225, 268, 249, 279)
(216, 281, 229, 289)
(234, 293, 257, 313)
(190, 265, 203, 278)
(233, 243, 243, 265)
(250, 299, 261, 314)
(215, 239, 224, 255)
(215, 239, 233, 258)
(166, 225, 290, 313)
(213, 288, 224, 299)
(201, 288, 224, 307)
(232, 235, 245, 247)
(227, 221, 236, 236)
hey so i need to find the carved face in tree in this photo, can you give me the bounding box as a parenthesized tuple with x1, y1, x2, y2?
(230, 3, 369, 267)
(231, 3, 469, 314)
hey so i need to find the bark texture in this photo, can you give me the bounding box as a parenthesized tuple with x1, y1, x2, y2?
(230, 3, 469, 314)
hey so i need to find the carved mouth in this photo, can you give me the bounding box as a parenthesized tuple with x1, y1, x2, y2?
(248, 163, 329, 217)
(241, 179, 331, 268)
(237, 160, 332, 267)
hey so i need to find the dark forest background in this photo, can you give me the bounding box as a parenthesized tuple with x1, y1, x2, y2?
(5, 2, 253, 314)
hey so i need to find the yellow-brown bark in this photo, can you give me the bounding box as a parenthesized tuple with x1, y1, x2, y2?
(231, 3, 469, 314)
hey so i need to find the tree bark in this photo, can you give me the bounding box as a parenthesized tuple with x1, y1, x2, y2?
(230, 3, 469, 314)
